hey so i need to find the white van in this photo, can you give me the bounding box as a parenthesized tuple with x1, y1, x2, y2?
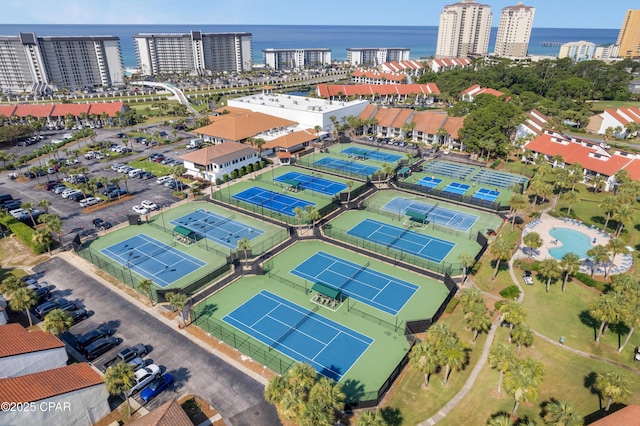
(128, 169, 143, 178)
(156, 175, 173, 185)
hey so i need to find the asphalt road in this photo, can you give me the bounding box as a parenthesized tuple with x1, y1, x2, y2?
(33, 256, 280, 426)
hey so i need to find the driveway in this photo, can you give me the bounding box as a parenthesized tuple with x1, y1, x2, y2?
(33, 256, 280, 426)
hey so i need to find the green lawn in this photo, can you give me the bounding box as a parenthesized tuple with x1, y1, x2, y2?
(589, 100, 640, 112)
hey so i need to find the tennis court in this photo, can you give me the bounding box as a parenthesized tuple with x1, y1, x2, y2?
(291, 251, 418, 315)
(442, 182, 471, 195)
(274, 171, 347, 196)
(313, 157, 380, 176)
(423, 160, 476, 180)
(232, 186, 314, 216)
(416, 176, 442, 189)
(470, 168, 529, 189)
(170, 208, 264, 249)
(223, 290, 372, 381)
(341, 147, 402, 162)
(347, 218, 455, 263)
(101, 234, 206, 287)
(473, 188, 501, 202)
(382, 197, 478, 231)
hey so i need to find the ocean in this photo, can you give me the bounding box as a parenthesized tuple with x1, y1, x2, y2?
(0, 24, 620, 69)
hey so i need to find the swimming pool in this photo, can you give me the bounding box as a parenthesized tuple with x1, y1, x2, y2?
(548, 227, 592, 260)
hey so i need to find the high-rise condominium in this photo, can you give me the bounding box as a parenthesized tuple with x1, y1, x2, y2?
(134, 31, 253, 76)
(617, 9, 640, 59)
(494, 3, 535, 58)
(0, 32, 123, 93)
(436, 0, 493, 58)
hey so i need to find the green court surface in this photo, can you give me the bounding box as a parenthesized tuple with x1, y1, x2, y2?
(79, 201, 285, 293)
(193, 240, 450, 401)
(325, 142, 406, 167)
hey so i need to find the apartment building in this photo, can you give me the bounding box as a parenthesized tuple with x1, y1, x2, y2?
(0, 32, 123, 93)
(346, 48, 410, 67)
(436, 0, 493, 58)
(494, 3, 535, 58)
(263, 48, 331, 70)
(135, 31, 253, 76)
(617, 9, 640, 59)
(558, 41, 596, 62)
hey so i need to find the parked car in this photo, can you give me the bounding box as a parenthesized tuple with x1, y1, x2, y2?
(69, 308, 92, 324)
(106, 189, 127, 200)
(33, 286, 51, 304)
(117, 344, 148, 363)
(133, 205, 149, 215)
(140, 373, 173, 402)
(68, 192, 86, 202)
(154, 155, 166, 163)
(140, 200, 158, 211)
(111, 163, 125, 171)
(62, 189, 82, 199)
(84, 337, 121, 361)
(92, 218, 113, 230)
(101, 185, 118, 195)
(44, 181, 61, 191)
(58, 301, 78, 313)
(156, 176, 173, 185)
(52, 185, 67, 194)
(79, 197, 101, 207)
(140, 171, 156, 180)
(34, 300, 61, 319)
(76, 326, 113, 350)
(127, 364, 161, 396)
(523, 270, 534, 285)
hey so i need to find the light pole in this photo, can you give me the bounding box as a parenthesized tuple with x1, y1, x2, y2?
(161, 204, 169, 232)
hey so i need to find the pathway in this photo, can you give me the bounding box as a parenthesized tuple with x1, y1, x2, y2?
(130, 81, 200, 115)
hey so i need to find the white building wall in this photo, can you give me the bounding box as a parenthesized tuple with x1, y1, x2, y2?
(0, 348, 68, 378)
(183, 152, 259, 182)
(494, 5, 535, 58)
(597, 112, 625, 134)
(0, 385, 109, 426)
(102, 40, 123, 84)
(135, 38, 153, 76)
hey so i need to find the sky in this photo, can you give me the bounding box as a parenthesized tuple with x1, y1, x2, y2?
(0, 0, 632, 29)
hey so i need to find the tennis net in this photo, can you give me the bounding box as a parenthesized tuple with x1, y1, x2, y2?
(337, 261, 370, 289)
(269, 304, 320, 351)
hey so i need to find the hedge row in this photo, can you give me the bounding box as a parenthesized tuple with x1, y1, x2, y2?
(0, 215, 46, 254)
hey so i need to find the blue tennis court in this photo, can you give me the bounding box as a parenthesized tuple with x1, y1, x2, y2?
(473, 188, 500, 202)
(416, 176, 442, 189)
(442, 182, 470, 195)
(232, 186, 314, 217)
(423, 160, 477, 180)
(291, 251, 418, 315)
(469, 168, 529, 189)
(274, 171, 347, 196)
(101, 234, 206, 287)
(382, 197, 478, 231)
(347, 219, 455, 263)
(341, 147, 402, 162)
(313, 157, 380, 176)
(223, 290, 372, 381)
(170, 209, 264, 250)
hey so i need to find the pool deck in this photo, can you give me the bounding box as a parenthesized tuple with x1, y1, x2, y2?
(519, 213, 634, 276)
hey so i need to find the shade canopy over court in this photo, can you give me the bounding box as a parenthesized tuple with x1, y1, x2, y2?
(223, 290, 372, 381)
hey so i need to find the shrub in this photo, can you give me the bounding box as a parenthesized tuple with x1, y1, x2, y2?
(494, 300, 505, 311)
(230, 170, 238, 180)
(0, 215, 46, 254)
(573, 272, 607, 291)
(444, 298, 459, 313)
(246, 163, 253, 173)
(499, 285, 521, 300)
(215, 178, 223, 186)
(254, 161, 262, 171)
(172, 191, 187, 199)
(223, 174, 229, 183)
(490, 159, 501, 169)
(470, 261, 482, 275)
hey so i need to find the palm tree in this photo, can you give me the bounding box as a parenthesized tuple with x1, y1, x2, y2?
(486, 413, 515, 426)
(238, 237, 251, 266)
(523, 232, 543, 259)
(538, 258, 561, 293)
(510, 324, 534, 353)
(32, 228, 53, 256)
(409, 340, 440, 387)
(618, 293, 640, 352)
(543, 400, 584, 426)
(458, 287, 484, 312)
(345, 180, 354, 204)
(37, 199, 51, 214)
(104, 362, 136, 415)
(306, 206, 321, 231)
(38, 214, 63, 247)
(293, 206, 304, 226)
(612, 203, 633, 238)
(598, 198, 617, 232)
(137, 279, 155, 305)
(308, 376, 345, 419)
(586, 245, 610, 278)
(591, 175, 606, 193)
(441, 335, 467, 384)
(504, 358, 545, 417)
(489, 343, 516, 395)
(605, 238, 628, 277)
(589, 293, 619, 343)
(42, 308, 73, 336)
(562, 190, 580, 217)
(9, 287, 38, 327)
(20, 201, 36, 227)
(499, 301, 526, 340)
(465, 303, 492, 342)
(560, 253, 581, 293)
(0, 276, 25, 298)
(594, 370, 631, 411)
(356, 410, 387, 426)
(458, 253, 475, 282)
(508, 194, 527, 231)
(166, 292, 189, 327)
(490, 237, 513, 280)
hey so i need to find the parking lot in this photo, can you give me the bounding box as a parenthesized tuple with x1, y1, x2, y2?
(30, 257, 279, 424)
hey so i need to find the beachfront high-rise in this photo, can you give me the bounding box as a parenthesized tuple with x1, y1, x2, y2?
(263, 48, 332, 70)
(494, 3, 535, 58)
(617, 9, 640, 59)
(345, 48, 410, 66)
(134, 31, 252, 76)
(0, 32, 123, 94)
(435, 0, 493, 59)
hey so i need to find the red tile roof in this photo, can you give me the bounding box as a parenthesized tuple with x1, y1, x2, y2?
(591, 405, 640, 426)
(413, 110, 448, 134)
(263, 129, 316, 150)
(88, 102, 125, 117)
(0, 106, 17, 118)
(51, 104, 90, 117)
(461, 84, 505, 98)
(129, 398, 193, 426)
(179, 141, 257, 166)
(317, 83, 440, 98)
(382, 60, 425, 71)
(194, 108, 296, 141)
(0, 363, 103, 403)
(0, 324, 64, 358)
(13, 104, 54, 118)
(443, 116, 465, 139)
(358, 104, 378, 121)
